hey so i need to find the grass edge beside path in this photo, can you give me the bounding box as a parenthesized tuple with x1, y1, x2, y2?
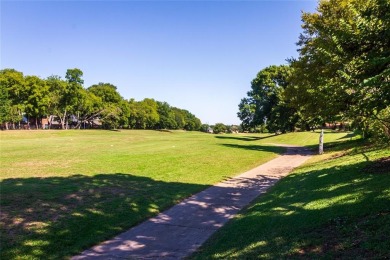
(189, 140, 390, 259)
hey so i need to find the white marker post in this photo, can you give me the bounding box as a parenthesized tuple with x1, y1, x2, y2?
(319, 129, 324, 155)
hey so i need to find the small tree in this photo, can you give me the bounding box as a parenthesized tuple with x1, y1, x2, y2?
(200, 124, 210, 132)
(213, 123, 227, 134)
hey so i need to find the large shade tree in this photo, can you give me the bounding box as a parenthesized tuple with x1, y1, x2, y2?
(23, 76, 50, 129)
(0, 69, 25, 128)
(287, 0, 390, 137)
(238, 65, 300, 133)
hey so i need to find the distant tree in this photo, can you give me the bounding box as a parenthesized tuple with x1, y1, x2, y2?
(46, 75, 67, 128)
(237, 97, 256, 130)
(172, 107, 186, 129)
(118, 100, 131, 128)
(46, 69, 84, 129)
(87, 82, 125, 129)
(0, 69, 25, 128)
(0, 83, 11, 129)
(230, 125, 241, 133)
(238, 65, 299, 133)
(129, 98, 160, 129)
(73, 89, 103, 129)
(183, 110, 201, 131)
(156, 101, 177, 129)
(200, 124, 210, 132)
(23, 76, 50, 129)
(65, 68, 84, 86)
(87, 83, 123, 104)
(1, 67, 203, 131)
(213, 123, 227, 134)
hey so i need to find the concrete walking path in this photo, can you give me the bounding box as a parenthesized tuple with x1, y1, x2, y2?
(73, 145, 312, 260)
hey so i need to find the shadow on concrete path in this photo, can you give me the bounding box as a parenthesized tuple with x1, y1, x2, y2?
(73, 146, 313, 260)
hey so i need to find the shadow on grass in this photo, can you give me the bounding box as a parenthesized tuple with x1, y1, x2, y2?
(215, 135, 275, 142)
(0, 174, 207, 259)
(337, 132, 358, 140)
(191, 152, 390, 259)
(219, 143, 288, 155)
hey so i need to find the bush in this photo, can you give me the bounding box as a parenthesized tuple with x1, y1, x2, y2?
(213, 123, 227, 134)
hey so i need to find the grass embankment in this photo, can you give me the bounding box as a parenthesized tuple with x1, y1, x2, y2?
(191, 139, 390, 259)
(0, 130, 347, 259)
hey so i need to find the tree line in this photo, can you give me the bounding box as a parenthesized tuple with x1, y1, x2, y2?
(238, 0, 389, 140)
(0, 68, 202, 131)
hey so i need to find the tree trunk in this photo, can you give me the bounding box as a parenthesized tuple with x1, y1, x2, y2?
(61, 110, 67, 130)
(319, 129, 324, 155)
(35, 117, 38, 130)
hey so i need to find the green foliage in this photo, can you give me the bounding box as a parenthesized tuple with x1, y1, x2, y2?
(238, 0, 389, 138)
(183, 110, 202, 131)
(213, 123, 227, 134)
(0, 83, 11, 126)
(23, 76, 50, 127)
(156, 101, 177, 129)
(200, 124, 210, 132)
(287, 0, 390, 137)
(65, 68, 84, 85)
(87, 83, 123, 104)
(128, 98, 160, 129)
(238, 65, 301, 133)
(0, 69, 202, 130)
(87, 83, 126, 129)
(0, 69, 25, 126)
(365, 107, 390, 143)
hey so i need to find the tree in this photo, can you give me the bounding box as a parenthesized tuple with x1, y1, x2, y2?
(46, 69, 85, 129)
(156, 101, 177, 129)
(87, 83, 125, 129)
(183, 110, 201, 131)
(238, 65, 300, 133)
(23, 76, 50, 129)
(0, 83, 11, 129)
(65, 68, 84, 85)
(0, 69, 25, 128)
(200, 124, 210, 132)
(288, 0, 390, 137)
(172, 107, 186, 129)
(58, 68, 84, 129)
(73, 89, 103, 129)
(129, 98, 160, 129)
(213, 123, 227, 134)
(87, 83, 123, 104)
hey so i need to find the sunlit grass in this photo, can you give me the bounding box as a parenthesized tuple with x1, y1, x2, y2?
(190, 140, 390, 259)
(0, 129, 349, 259)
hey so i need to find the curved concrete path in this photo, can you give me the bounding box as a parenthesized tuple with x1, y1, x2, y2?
(73, 145, 312, 260)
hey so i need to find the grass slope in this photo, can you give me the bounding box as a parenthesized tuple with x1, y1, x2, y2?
(0, 130, 347, 259)
(190, 140, 390, 259)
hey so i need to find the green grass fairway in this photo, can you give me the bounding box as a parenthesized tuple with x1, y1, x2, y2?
(190, 140, 390, 259)
(0, 129, 348, 259)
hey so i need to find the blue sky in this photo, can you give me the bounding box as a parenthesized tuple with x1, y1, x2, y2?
(1, 0, 317, 125)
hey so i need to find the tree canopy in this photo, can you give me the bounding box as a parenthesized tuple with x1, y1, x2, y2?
(0, 68, 202, 131)
(239, 0, 390, 139)
(238, 65, 301, 133)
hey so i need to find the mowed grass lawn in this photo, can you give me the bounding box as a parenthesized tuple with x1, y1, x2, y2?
(0, 129, 347, 259)
(191, 140, 390, 259)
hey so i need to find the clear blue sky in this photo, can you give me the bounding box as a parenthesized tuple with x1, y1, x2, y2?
(1, 0, 317, 125)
